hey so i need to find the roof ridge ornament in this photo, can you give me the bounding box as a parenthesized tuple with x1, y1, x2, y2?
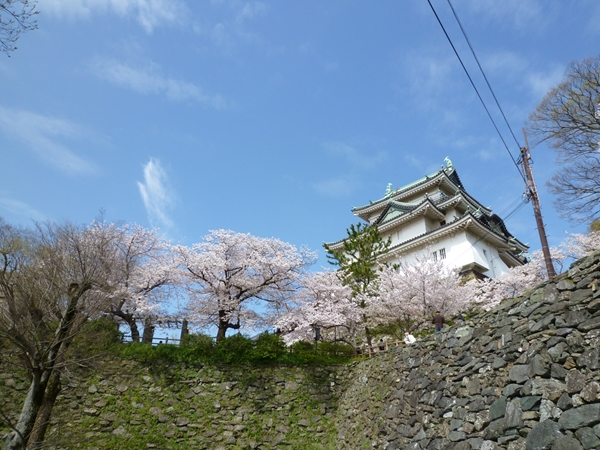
(385, 182, 393, 198)
(444, 156, 453, 171)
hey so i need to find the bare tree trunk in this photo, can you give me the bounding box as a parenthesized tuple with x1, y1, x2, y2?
(4, 285, 88, 450)
(3, 370, 48, 450)
(26, 371, 62, 449)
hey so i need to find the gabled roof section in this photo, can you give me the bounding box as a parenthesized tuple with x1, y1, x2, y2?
(352, 164, 464, 221)
(373, 201, 416, 226)
(374, 197, 446, 232)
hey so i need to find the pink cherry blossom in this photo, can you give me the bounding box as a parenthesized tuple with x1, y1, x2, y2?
(177, 230, 316, 341)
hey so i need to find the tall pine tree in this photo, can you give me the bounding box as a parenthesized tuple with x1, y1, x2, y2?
(323, 223, 391, 346)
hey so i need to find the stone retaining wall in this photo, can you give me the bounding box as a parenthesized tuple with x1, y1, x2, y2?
(2, 249, 599, 449)
(1, 360, 344, 449)
(334, 249, 600, 450)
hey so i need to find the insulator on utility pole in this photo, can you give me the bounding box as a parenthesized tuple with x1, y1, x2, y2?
(520, 128, 556, 278)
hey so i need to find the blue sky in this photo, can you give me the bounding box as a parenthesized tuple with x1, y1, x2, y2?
(1, 0, 598, 269)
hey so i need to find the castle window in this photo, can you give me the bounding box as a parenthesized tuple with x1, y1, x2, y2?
(432, 250, 438, 261)
(439, 248, 446, 259)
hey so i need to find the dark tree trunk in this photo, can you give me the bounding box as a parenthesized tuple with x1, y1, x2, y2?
(26, 370, 62, 449)
(112, 310, 140, 342)
(216, 323, 228, 343)
(216, 310, 240, 343)
(365, 325, 373, 348)
(179, 320, 189, 343)
(142, 317, 155, 344)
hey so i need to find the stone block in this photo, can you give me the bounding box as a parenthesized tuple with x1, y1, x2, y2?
(510, 365, 530, 384)
(539, 399, 561, 422)
(556, 393, 573, 411)
(504, 400, 524, 429)
(519, 396, 542, 411)
(525, 420, 562, 450)
(566, 370, 586, 394)
(528, 354, 551, 377)
(580, 382, 599, 403)
(578, 317, 600, 333)
(564, 310, 592, 327)
(558, 404, 600, 430)
(575, 427, 600, 449)
(551, 436, 584, 450)
(489, 397, 507, 421)
(550, 363, 567, 379)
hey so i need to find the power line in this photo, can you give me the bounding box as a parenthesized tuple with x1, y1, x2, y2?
(428, 1, 556, 275)
(446, 0, 522, 151)
(425, 0, 526, 185)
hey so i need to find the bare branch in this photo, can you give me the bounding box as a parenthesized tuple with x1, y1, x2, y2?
(526, 55, 600, 223)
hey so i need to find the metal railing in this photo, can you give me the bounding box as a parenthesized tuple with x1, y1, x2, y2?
(122, 335, 183, 346)
(359, 339, 413, 357)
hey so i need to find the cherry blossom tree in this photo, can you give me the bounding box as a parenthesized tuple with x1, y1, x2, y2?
(0, 219, 121, 450)
(367, 255, 469, 332)
(275, 270, 360, 345)
(562, 229, 600, 259)
(102, 223, 181, 342)
(177, 230, 316, 342)
(472, 248, 566, 310)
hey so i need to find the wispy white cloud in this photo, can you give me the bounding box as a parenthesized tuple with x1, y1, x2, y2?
(312, 142, 385, 197)
(194, 1, 269, 53)
(454, 0, 548, 30)
(321, 142, 387, 170)
(90, 58, 230, 110)
(312, 176, 355, 198)
(0, 106, 97, 175)
(0, 194, 46, 221)
(526, 66, 565, 100)
(479, 51, 564, 101)
(43, 0, 187, 33)
(235, 1, 267, 24)
(137, 158, 175, 229)
(481, 51, 527, 75)
(398, 51, 459, 114)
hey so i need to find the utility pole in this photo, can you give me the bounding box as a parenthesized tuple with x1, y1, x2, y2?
(520, 128, 556, 278)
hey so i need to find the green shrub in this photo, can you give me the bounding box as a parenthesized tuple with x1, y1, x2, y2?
(70, 317, 123, 357)
(212, 334, 254, 363)
(180, 333, 214, 362)
(251, 333, 286, 362)
(289, 340, 314, 354)
(285, 340, 354, 364)
(118, 341, 156, 363)
(316, 341, 355, 359)
(115, 333, 354, 366)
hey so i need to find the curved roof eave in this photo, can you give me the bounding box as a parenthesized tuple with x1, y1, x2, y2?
(498, 250, 527, 268)
(353, 168, 461, 217)
(436, 190, 492, 216)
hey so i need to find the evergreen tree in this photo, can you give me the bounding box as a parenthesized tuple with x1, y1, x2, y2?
(323, 223, 391, 345)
